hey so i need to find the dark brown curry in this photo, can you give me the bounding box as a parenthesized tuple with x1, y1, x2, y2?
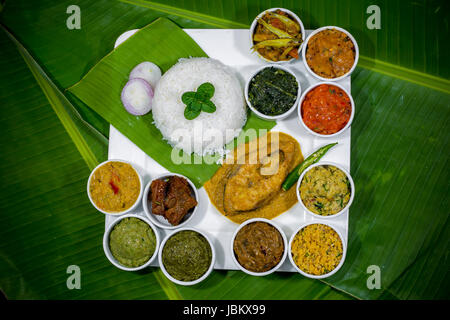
(233, 221, 284, 273)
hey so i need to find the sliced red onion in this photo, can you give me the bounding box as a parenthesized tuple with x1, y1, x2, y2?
(121, 78, 153, 116)
(129, 61, 161, 88)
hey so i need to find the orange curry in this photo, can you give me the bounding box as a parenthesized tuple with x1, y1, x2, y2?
(301, 84, 352, 135)
(306, 29, 355, 78)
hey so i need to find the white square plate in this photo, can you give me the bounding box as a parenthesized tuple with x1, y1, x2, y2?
(106, 29, 351, 272)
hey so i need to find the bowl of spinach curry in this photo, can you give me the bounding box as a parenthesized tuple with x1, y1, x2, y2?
(245, 65, 300, 120)
(158, 228, 215, 285)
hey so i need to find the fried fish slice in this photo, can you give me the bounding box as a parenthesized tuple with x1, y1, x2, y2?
(223, 141, 295, 215)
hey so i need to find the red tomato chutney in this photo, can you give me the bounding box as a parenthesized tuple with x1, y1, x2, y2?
(301, 84, 352, 135)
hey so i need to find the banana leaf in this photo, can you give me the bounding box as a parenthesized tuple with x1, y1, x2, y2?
(0, 1, 349, 300)
(68, 17, 276, 187)
(1, 0, 449, 300)
(0, 29, 349, 299)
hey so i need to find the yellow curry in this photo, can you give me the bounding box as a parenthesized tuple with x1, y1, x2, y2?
(89, 161, 140, 213)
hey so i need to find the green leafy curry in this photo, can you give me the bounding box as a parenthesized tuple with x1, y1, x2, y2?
(162, 230, 212, 282)
(248, 67, 298, 116)
(109, 217, 156, 268)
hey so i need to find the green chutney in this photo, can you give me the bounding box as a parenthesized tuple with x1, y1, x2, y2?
(162, 230, 212, 282)
(109, 217, 156, 268)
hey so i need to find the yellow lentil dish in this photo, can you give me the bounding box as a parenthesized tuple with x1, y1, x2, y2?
(299, 165, 351, 216)
(306, 28, 355, 78)
(89, 161, 140, 213)
(291, 224, 343, 275)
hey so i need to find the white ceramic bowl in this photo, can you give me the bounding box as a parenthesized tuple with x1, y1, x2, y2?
(87, 159, 143, 216)
(288, 221, 346, 279)
(302, 26, 359, 81)
(103, 213, 160, 271)
(249, 7, 305, 64)
(298, 81, 355, 138)
(158, 227, 215, 286)
(296, 161, 355, 219)
(231, 218, 288, 276)
(143, 173, 199, 230)
(245, 64, 301, 121)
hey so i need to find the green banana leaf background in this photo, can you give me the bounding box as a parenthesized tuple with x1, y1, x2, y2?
(0, 0, 448, 300)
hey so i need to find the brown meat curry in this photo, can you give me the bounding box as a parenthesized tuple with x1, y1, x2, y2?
(149, 176, 197, 225)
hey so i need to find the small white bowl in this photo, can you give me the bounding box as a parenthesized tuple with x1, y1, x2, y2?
(288, 221, 346, 279)
(87, 159, 143, 216)
(249, 7, 305, 64)
(296, 161, 355, 219)
(103, 213, 160, 271)
(143, 173, 199, 229)
(302, 26, 359, 81)
(158, 227, 215, 286)
(231, 218, 288, 276)
(245, 64, 301, 121)
(298, 81, 354, 138)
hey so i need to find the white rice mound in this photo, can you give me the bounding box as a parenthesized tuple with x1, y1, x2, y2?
(152, 57, 247, 156)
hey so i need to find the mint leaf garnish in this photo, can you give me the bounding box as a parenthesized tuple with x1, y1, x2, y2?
(182, 82, 217, 120)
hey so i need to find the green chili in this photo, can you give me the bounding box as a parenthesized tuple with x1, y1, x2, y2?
(281, 142, 338, 191)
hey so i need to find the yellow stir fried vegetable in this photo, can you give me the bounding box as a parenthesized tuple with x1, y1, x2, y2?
(252, 9, 303, 62)
(291, 224, 343, 275)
